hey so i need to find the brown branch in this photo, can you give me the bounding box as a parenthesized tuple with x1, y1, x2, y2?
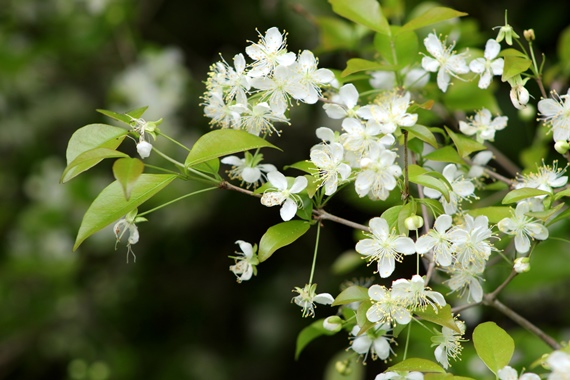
(313, 209, 370, 232)
(218, 180, 261, 198)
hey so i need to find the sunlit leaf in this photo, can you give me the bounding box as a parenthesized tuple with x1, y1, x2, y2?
(403, 124, 438, 148)
(328, 0, 390, 35)
(295, 319, 338, 360)
(446, 127, 487, 158)
(374, 26, 419, 67)
(473, 322, 514, 375)
(74, 174, 177, 250)
(341, 58, 396, 77)
(400, 7, 468, 33)
(415, 304, 461, 333)
(332, 285, 369, 306)
(185, 129, 280, 168)
(501, 53, 532, 82)
(466, 206, 512, 223)
(424, 146, 464, 165)
(331, 250, 365, 275)
(387, 358, 446, 373)
(113, 157, 145, 200)
(61, 147, 128, 183)
(258, 221, 311, 262)
(408, 164, 451, 202)
(502, 188, 551, 204)
(66, 123, 128, 165)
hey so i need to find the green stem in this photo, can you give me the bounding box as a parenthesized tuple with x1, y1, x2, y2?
(138, 186, 218, 217)
(143, 164, 181, 175)
(308, 222, 321, 285)
(403, 322, 411, 361)
(152, 146, 186, 169)
(159, 132, 192, 152)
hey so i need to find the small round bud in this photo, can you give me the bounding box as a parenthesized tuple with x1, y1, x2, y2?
(517, 103, 535, 121)
(323, 316, 343, 332)
(524, 29, 535, 41)
(137, 141, 153, 159)
(514, 257, 530, 273)
(554, 141, 570, 155)
(404, 215, 424, 231)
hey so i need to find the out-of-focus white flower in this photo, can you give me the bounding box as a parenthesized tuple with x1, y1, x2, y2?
(260, 171, 307, 221)
(229, 240, 259, 283)
(349, 323, 392, 361)
(421, 33, 469, 92)
(310, 142, 351, 195)
(497, 365, 540, 380)
(538, 89, 570, 142)
(356, 217, 416, 278)
(431, 320, 466, 369)
(323, 83, 360, 119)
(497, 201, 549, 254)
(375, 371, 424, 380)
(469, 39, 504, 89)
(292, 283, 334, 317)
(369, 68, 429, 90)
(467, 150, 493, 178)
(513, 257, 531, 273)
(424, 164, 475, 215)
(459, 108, 508, 143)
(221, 152, 277, 188)
(296, 50, 335, 104)
(444, 262, 484, 302)
(356, 91, 418, 134)
(245, 27, 296, 77)
(546, 350, 570, 379)
(355, 146, 402, 201)
(508, 75, 530, 109)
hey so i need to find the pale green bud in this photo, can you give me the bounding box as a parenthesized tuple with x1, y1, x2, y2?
(514, 257, 530, 273)
(404, 215, 424, 230)
(323, 316, 343, 332)
(335, 360, 352, 376)
(524, 29, 535, 42)
(554, 141, 570, 154)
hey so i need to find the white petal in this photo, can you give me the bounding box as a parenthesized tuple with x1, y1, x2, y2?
(267, 171, 288, 190)
(290, 176, 308, 193)
(378, 256, 395, 278)
(514, 232, 531, 253)
(323, 104, 346, 119)
(339, 83, 359, 108)
(484, 39, 501, 60)
(351, 335, 372, 354)
(469, 58, 486, 74)
(241, 167, 261, 183)
(372, 337, 391, 360)
(313, 293, 334, 305)
(221, 155, 244, 166)
(394, 237, 416, 255)
(280, 198, 297, 221)
(415, 235, 436, 254)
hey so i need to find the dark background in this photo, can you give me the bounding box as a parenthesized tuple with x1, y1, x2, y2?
(2, 0, 570, 379)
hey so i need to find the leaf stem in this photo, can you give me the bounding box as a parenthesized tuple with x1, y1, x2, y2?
(159, 132, 192, 152)
(138, 186, 218, 217)
(308, 222, 321, 285)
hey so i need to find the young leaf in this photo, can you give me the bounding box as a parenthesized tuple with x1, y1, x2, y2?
(74, 174, 177, 250)
(465, 206, 512, 223)
(61, 148, 128, 183)
(125, 105, 149, 119)
(192, 158, 220, 177)
(66, 123, 128, 165)
(400, 7, 468, 33)
(258, 221, 311, 262)
(113, 157, 145, 200)
(502, 188, 551, 204)
(332, 285, 369, 306)
(445, 127, 487, 158)
(415, 304, 461, 333)
(96, 109, 132, 124)
(328, 0, 390, 35)
(402, 124, 439, 149)
(374, 26, 419, 67)
(341, 58, 395, 77)
(501, 54, 532, 82)
(315, 16, 360, 52)
(424, 146, 464, 165)
(295, 319, 338, 360)
(408, 165, 451, 202)
(381, 205, 403, 230)
(284, 160, 317, 174)
(185, 129, 280, 168)
(473, 322, 514, 375)
(387, 358, 446, 373)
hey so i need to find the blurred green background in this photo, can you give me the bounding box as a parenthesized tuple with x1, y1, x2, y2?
(2, 0, 570, 379)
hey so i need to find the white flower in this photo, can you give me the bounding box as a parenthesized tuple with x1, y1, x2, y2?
(229, 240, 259, 283)
(424, 164, 475, 215)
(369, 68, 429, 90)
(245, 27, 296, 77)
(323, 316, 343, 332)
(221, 152, 277, 188)
(323, 83, 360, 119)
(497, 201, 549, 254)
(421, 33, 469, 92)
(341, 117, 382, 155)
(515, 161, 568, 195)
(513, 257, 531, 273)
(449, 214, 494, 273)
(292, 283, 334, 317)
(366, 284, 412, 325)
(203, 90, 243, 128)
(136, 140, 153, 159)
(508, 75, 530, 110)
(467, 150, 493, 178)
(310, 142, 351, 195)
(114, 210, 146, 263)
(459, 108, 508, 143)
(260, 171, 307, 221)
(356, 91, 418, 134)
(538, 89, 570, 141)
(546, 350, 570, 379)
(444, 262, 484, 303)
(296, 50, 335, 104)
(206, 53, 250, 104)
(390, 275, 446, 312)
(497, 366, 540, 380)
(236, 101, 289, 136)
(416, 214, 455, 267)
(250, 63, 306, 115)
(469, 39, 504, 89)
(356, 217, 416, 278)
(349, 323, 392, 361)
(355, 147, 402, 201)
(375, 371, 424, 380)
(431, 320, 466, 369)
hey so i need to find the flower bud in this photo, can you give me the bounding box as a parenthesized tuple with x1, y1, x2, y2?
(323, 316, 343, 332)
(514, 257, 530, 273)
(335, 360, 352, 376)
(137, 141, 153, 159)
(554, 141, 570, 154)
(523, 29, 535, 41)
(404, 215, 424, 231)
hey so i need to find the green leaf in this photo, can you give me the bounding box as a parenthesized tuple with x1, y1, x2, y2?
(424, 146, 464, 165)
(66, 123, 128, 165)
(295, 319, 338, 360)
(387, 358, 446, 373)
(258, 221, 311, 262)
(502, 188, 551, 204)
(125, 106, 149, 119)
(113, 157, 145, 200)
(74, 174, 177, 250)
(328, 0, 390, 35)
(445, 127, 487, 158)
(554, 187, 570, 200)
(465, 206, 512, 223)
(403, 124, 438, 148)
(61, 147, 128, 183)
(341, 58, 396, 77)
(374, 26, 419, 67)
(400, 7, 468, 33)
(284, 160, 317, 174)
(97, 109, 131, 124)
(332, 285, 369, 306)
(192, 158, 220, 177)
(408, 164, 451, 202)
(331, 250, 365, 275)
(527, 203, 564, 222)
(381, 205, 403, 230)
(473, 322, 514, 375)
(415, 304, 461, 333)
(417, 198, 444, 217)
(315, 16, 360, 52)
(355, 300, 374, 333)
(501, 52, 532, 82)
(444, 79, 499, 113)
(185, 129, 280, 168)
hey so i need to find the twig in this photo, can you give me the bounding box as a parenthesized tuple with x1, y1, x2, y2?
(313, 209, 370, 232)
(218, 181, 261, 198)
